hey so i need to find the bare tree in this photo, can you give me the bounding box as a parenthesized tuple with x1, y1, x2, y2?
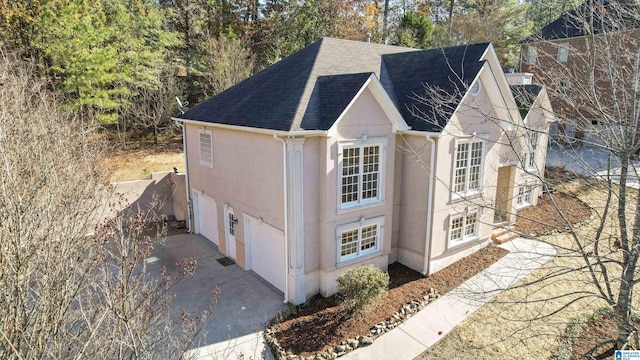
(0, 51, 214, 359)
(406, 1, 640, 355)
(200, 33, 255, 97)
(120, 72, 181, 146)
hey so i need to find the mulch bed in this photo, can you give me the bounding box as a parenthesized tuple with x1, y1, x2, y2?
(270, 191, 590, 358)
(270, 246, 509, 357)
(514, 192, 592, 236)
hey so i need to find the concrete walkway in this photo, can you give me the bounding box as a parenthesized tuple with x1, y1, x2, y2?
(190, 238, 556, 360)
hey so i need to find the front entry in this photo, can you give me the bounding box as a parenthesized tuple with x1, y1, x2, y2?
(494, 165, 516, 224)
(225, 206, 237, 260)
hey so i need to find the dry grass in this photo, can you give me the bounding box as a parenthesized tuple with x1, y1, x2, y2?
(103, 148, 185, 183)
(418, 180, 638, 359)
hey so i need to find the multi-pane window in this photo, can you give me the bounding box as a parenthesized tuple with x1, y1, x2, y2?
(527, 131, 539, 170)
(454, 141, 483, 196)
(517, 185, 534, 207)
(199, 129, 213, 167)
(450, 211, 479, 243)
(527, 46, 537, 65)
(340, 142, 383, 208)
(338, 219, 382, 262)
(557, 44, 569, 63)
(228, 213, 236, 236)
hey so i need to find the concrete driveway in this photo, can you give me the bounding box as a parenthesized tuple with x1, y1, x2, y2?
(145, 233, 286, 347)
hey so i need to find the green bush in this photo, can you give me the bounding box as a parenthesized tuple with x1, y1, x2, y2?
(337, 265, 389, 315)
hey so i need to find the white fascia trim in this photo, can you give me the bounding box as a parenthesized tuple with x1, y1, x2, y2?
(172, 117, 329, 137)
(440, 63, 491, 135)
(398, 130, 442, 137)
(480, 44, 522, 126)
(481, 44, 513, 99)
(326, 74, 410, 137)
(481, 64, 517, 127)
(538, 87, 558, 123)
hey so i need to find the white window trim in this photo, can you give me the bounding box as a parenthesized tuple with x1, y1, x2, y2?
(557, 43, 569, 64)
(336, 216, 384, 265)
(198, 129, 214, 168)
(448, 209, 480, 247)
(524, 129, 539, 172)
(337, 137, 387, 211)
(451, 138, 485, 201)
(527, 46, 537, 65)
(516, 183, 535, 209)
(470, 81, 481, 96)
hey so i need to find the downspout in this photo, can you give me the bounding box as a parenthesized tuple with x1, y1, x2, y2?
(274, 134, 289, 304)
(422, 134, 440, 276)
(177, 121, 193, 232)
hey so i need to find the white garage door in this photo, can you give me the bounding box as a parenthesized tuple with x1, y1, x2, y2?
(246, 215, 285, 292)
(195, 191, 218, 246)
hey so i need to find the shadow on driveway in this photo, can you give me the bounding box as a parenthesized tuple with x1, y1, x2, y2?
(145, 233, 286, 346)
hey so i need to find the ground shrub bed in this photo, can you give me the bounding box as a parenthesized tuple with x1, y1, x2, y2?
(515, 192, 592, 236)
(268, 245, 509, 358)
(267, 190, 593, 359)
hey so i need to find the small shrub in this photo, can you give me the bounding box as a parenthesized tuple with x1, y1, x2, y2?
(337, 264, 389, 316)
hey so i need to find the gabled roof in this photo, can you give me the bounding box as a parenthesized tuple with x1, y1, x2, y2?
(178, 38, 491, 133)
(524, 0, 639, 42)
(303, 72, 373, 131)
(383, 43, 489, 131)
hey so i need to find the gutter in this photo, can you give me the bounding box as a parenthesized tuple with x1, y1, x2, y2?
(398, 129, 442, 137)
(172, 117, 329, 138)
(273, 134, 289, 304)
(422, 134, 441, 276)
(176, 120, 193, 232)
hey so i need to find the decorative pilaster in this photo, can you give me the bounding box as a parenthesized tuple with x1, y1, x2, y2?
(286, 138, 306, 304)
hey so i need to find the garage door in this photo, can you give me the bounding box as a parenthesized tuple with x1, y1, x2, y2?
(246, 215, 285, 292)
(195, 191, 219, 246)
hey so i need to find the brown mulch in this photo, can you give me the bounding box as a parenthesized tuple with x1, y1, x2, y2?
(272, 246, 509, 356)
(570, 312, 639, 359)
(515, 192, 591, 236)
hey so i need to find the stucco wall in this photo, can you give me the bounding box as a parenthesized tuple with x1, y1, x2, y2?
(426, 75, 511, 273)
(170, 172, 187, 221)
(109, 171, 180, 220)
(395, 134, 431, 272)
(185, 124, 285, 269)
(315, 86, 397, 296)
(303, 136, 322, 298)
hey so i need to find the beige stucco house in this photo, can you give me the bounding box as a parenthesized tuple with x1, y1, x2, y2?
(174, 38, 555, 305)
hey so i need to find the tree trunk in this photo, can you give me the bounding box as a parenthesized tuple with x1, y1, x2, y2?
(383, 0, 389, 44)
(448, 0, 455, 43)
(614, 154, 640, 349)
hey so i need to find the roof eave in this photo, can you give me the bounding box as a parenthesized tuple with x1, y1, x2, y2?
(173, 117, 330, 137)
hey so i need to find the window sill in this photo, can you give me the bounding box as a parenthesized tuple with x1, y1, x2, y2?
(337, 200, 386, 215)
(450, 191, 482, 204)
(516, 203, 532, 210)
(199, 161, 214, 169)
(337, 250, 384, 268)
(447, 235, 480, 251)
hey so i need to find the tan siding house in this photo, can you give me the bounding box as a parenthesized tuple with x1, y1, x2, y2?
(175, 37, 555, 304)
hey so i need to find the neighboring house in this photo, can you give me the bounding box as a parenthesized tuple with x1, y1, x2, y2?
(174, 37, 555, 305)
(518, 0, 638, 142)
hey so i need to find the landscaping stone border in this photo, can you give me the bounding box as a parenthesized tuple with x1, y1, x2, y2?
(264, 288, 441, 359)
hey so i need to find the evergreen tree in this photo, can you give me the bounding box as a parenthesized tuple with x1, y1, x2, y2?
(33, 0, 179, 125)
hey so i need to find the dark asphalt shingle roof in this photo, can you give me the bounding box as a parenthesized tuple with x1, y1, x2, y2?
(523, 0, 640, 42)
(178, 38, 490, 133)
(301, 73, 374, 131)
(383, 43, 489, 131)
